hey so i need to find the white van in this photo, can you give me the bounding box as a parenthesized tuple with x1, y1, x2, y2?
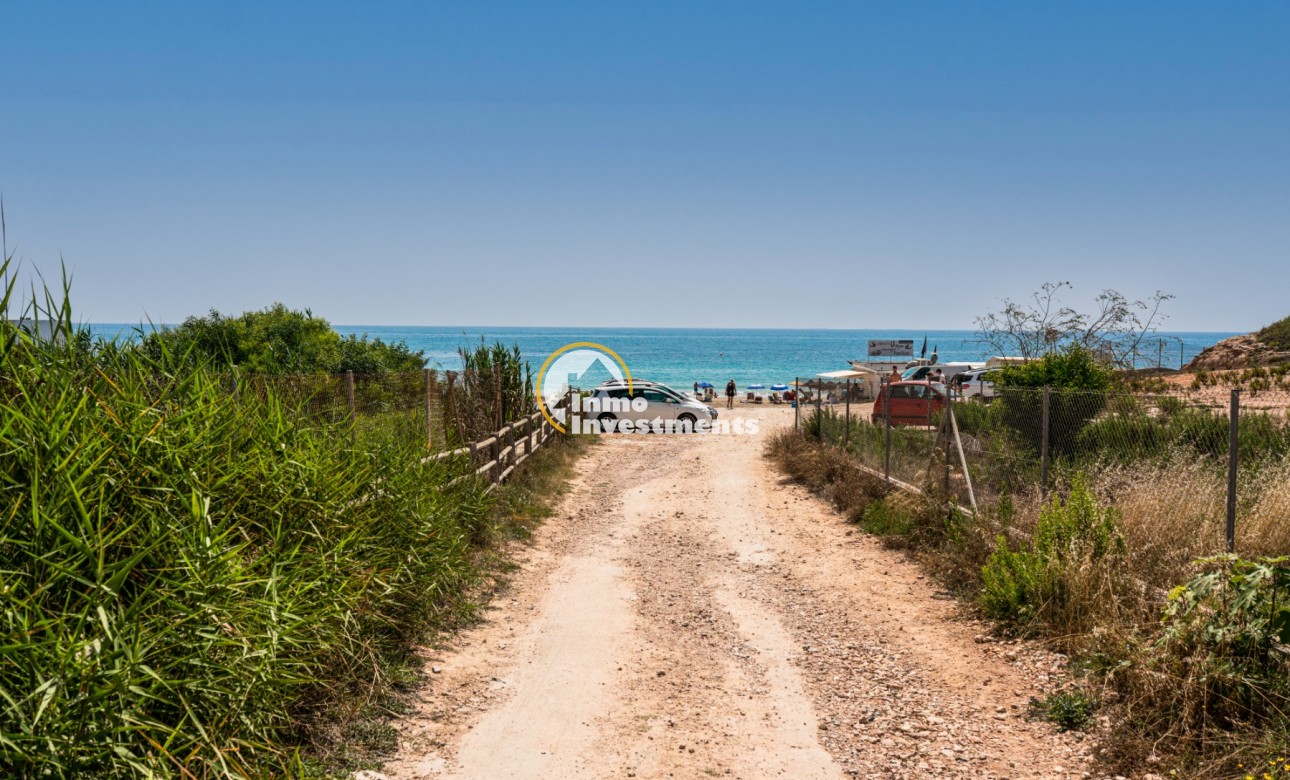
(900, 362, 982, 384)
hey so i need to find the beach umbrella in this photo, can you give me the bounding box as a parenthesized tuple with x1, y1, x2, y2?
(696, 381, 713, 388)
(770, 384, 789, 391)
(746, 383, 766, 390)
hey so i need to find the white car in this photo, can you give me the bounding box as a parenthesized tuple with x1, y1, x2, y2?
(584, 379, 718, 432)
(953, 368, 1001, 400)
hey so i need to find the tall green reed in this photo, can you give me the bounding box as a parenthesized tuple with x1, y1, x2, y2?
(1, 261, 495, 778)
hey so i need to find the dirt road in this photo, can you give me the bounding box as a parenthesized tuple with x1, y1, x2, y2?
(379, 406, 1091, 780)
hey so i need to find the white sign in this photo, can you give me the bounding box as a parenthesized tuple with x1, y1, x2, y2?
(867, 339, 914, 358)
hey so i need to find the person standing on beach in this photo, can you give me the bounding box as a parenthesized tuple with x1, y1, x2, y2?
(889, 366, 901, 384)
(725, 379, 736, 409)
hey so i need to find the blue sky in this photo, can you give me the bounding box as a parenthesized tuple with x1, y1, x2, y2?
(2, 2, 1287, 331)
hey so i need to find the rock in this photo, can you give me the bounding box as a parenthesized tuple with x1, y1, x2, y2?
(1188, 332, 1290, 370)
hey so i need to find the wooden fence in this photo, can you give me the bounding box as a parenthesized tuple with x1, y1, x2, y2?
(423, 396, 568, 493)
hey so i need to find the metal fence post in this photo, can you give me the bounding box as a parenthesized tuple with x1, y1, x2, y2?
(423, 368, 435, 450)
(1227, 388, 1240, 553)
(883, 378, 892, 482)
(794, 376, 800, 433)
(844, 378, 851, 448)
(1040, 386, 1051, 497)
(944, 419, 953, 519)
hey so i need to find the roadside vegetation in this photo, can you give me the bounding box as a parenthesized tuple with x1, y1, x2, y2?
(139, 303, 426, 373)
(769, 347, 1290, 778)
(0, 265, 582, 778)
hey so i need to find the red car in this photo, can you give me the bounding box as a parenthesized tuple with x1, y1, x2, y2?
(871, 380, 947, 426)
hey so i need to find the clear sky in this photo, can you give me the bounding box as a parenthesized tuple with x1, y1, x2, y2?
(2, 2, 1287, 331)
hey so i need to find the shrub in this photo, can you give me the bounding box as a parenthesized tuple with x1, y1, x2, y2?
(993, 348, 1114, 456)
(141, 304, 426, 373)
(1153, 556, 1290, 731)
(1033, 476, 1126, 563)
(979, 477, 1124, 627)
(995, 346, 1114, 392)
(981, 537, 1053, 623)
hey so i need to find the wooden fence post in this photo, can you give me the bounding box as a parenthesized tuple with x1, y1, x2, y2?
(794, 377, 800, 432)
(345, 370, 356, 442)
(495, 361, 504, 431)
(445, 371, 458, 443)
(231, 365, 241, 402)
(424, 368, 434, 450)
(844, 378, 851, 447)
(815, 379, 822, 434)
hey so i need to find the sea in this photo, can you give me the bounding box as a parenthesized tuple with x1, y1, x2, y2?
(90, 324, 1237, 391)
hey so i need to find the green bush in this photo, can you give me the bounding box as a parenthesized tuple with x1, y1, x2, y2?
(141, 303, 426, 373)
(994, 348, 1114, 456)
(981, 537, 1052, 623)
(1072, 404, 1290, 466)
(1032, 476, 1125, 562)
(1156, 556, 1290, 730)
(995, 346, 1114, 391)
(980, 477, 1124, 626)
(1030, 688, 1097, 732)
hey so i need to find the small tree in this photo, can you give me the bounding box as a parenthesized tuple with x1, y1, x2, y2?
(994, 347, 1115, 456)
(975, 282, 1172, 368)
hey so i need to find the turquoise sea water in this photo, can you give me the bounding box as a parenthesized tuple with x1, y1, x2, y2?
(90, 324, 1237, 391)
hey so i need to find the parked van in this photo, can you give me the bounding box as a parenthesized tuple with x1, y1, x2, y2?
(900, 362, 981, 384)
(871, 381, 948, 426)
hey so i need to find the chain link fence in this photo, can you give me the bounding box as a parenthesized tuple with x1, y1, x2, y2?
(799, 381, 1290, 559)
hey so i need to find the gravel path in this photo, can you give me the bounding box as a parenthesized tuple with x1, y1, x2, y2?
(376, 406, 1092, 780)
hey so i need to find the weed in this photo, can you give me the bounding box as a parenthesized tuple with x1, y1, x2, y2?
(1030, 688, 1097, 732)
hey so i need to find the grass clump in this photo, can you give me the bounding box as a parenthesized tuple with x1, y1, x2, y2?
(1030, 688, 1098, 732)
